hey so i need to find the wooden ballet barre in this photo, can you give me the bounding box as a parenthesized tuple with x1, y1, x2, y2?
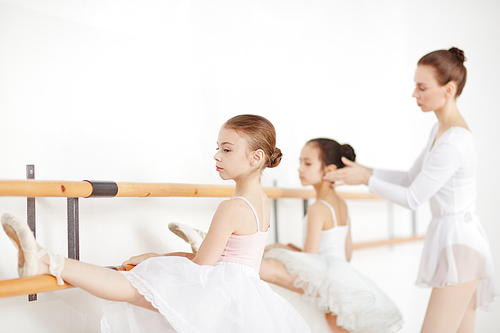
(352, 235, 426, 250)
(0, 265, 134, 298)
(0, 180, 382, 200)
(0, 179, 390, 299)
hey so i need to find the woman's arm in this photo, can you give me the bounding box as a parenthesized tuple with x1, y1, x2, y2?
(369, 142, 462, 210)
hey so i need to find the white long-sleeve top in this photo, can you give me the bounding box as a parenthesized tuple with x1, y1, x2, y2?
(368, 124, 476, 218)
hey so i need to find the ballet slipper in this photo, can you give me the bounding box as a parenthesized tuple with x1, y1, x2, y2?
(168, 222, 206, 253)
(2, 213, 38, 277)
(1, 213, 65, 285)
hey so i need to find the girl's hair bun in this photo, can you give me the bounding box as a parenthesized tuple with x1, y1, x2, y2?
(268, 147, 282, 168)
(341, 144, 356, 162)
(449, 47, 466, 63)
(307, 138, 356, 169)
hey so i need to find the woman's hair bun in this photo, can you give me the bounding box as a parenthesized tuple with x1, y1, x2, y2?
(449, 47, 466, 63)
(268, 147, 282, 168)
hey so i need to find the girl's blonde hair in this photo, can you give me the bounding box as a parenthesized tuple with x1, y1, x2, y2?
(223, 114, 282, 169)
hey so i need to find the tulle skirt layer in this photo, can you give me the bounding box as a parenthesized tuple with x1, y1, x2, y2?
(100, 256, 311, 333)
(416, 213, 497, 310)
(264, 249, 403, 333)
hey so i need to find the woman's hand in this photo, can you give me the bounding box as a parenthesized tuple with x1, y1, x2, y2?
(323, 157, 373, 186)
(122, 252, 160, 266)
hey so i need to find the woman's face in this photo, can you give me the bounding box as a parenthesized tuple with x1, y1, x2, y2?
(412, 65, 448, 112)
(298, 143, 325, 186)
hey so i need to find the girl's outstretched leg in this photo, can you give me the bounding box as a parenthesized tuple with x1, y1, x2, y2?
(325, 313, 349, 333)
(259, 257, 303, 294)
(58, 258, 156, 311)
(2, 213, 155, 312)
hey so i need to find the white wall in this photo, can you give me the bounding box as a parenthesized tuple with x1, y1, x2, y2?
(0, 0, 499, 332)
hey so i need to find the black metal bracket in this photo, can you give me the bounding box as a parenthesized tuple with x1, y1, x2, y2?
(84, 180, 118, 197)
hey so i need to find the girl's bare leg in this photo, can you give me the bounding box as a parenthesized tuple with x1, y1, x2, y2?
(421, 279, 479, 333)
(259, 258, 303, 294)
(325, 313, 350, 333)
(3, 213, 154, 311)
(56, 258, 156, 311)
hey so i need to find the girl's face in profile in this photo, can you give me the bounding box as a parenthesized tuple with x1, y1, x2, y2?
(412, 65, 448, 112)
(214, 127, 252, 181)
(298, 142, 325, 186)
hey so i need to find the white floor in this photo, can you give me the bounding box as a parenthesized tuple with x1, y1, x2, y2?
(350, 241, 430, 333)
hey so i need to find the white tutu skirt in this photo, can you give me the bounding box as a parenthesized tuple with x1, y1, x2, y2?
(264, 249, 403, 333)
(100, 256, 311, 333)
(416, 213, 498, 310)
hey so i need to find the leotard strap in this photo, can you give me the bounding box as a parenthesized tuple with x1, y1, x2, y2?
(317, 199, 349, 227)
(231, 196, 261, 231)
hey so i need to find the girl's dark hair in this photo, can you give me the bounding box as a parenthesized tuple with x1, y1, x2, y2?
(223, 114, 282, 169)
(307, 138, 355, 168)
(418, 47, 467, 97)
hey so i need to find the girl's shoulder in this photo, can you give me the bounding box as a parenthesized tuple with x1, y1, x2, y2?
(307, 200, 333, 219)
(216, 198, 253, 216)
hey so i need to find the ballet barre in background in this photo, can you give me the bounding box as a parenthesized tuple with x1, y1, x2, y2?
(0, 165, 424, 299)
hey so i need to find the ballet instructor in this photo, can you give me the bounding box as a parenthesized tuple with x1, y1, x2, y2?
(323, 47, 497, 333)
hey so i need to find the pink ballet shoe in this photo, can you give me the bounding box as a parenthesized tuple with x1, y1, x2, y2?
(168, 222, 206, 253)
(1, 213, 65, 285)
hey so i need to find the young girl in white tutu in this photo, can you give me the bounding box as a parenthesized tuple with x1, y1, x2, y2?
(169, 138, 404, 333)
(261, 138, 404, 333)
(1, 114, 311, 333)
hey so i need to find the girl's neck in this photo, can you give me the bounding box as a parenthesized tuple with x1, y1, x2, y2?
(233, 171, 262, 197)
(313, 180, 337, 201)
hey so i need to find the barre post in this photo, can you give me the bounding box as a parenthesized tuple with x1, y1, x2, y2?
(273, 180, 279, 243)
(67, 198, 80, 260)
(26, 165, 37, 302)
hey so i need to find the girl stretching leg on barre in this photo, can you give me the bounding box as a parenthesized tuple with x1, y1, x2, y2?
(1, 114, 311, 333)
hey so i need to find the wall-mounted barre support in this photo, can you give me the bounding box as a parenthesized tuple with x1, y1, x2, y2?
(67, 198, 79, 260)
(26, 165, 37, 302)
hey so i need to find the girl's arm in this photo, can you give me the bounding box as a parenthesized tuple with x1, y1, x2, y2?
(264, 243, 302, 252)
(302, 203, 325, 254)
(123, 200, 242, 267)
(192, 199, 244, 266)
(122, 251, 197, 267)
(345, 218, 353, 262)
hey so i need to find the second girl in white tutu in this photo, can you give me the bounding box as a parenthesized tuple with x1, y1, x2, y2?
(261, 138, 404, 333)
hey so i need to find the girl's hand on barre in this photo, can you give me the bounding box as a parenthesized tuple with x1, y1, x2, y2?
(122, 252, 161, 266)
(323, 157, 373, 186)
